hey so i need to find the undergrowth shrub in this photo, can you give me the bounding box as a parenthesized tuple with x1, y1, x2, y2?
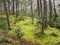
(0, 36, 12, 44)
(34, 32, 47, 39)
(0, 21, 7, 30)
(12, 27, 24, 38)
(33, 27, 47, 38)
(0, 36, 7, 43)
(56, 16, 60, 29)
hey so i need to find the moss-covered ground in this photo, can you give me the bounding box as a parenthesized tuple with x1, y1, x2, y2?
(0, 16, 60, 45)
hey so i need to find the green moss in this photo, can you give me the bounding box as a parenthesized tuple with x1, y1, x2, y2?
(0, 16, 60, 45)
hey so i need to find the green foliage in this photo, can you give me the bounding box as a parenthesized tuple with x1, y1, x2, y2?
(0, 36, 7, 43)
(13, 27, 24, 38)
(20, 9, 26, 16)
(56, 16, 60, 28)
(34, 32, 46, 39)
(34, 26, 60, 45)
(0, 16, 60, 45)
(9, 27, 24, 38)
(0, 21, 7, 30)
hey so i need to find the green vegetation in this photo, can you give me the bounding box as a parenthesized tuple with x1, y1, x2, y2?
(0, 0, 60, 45)
(0, 16, 60, 45)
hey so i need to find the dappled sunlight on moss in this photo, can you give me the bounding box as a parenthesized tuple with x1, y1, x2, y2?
(1, 16, 60, 45)
(45, 26, 60, 36)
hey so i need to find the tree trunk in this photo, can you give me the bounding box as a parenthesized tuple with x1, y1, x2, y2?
(13, 0, 15, 15)
(16, 0, 19, 17)
(41, 0, 47, 34)
(3, 0, 11, 30)
(31, 0, 34, 24)
(8, 0, 10, 14)
(53, 0, 58, 21)
(49, 0, 53, 27)
(37, 0, 41, 24)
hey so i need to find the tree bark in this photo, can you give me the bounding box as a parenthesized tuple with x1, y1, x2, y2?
(49, 0, 53, 27)
(31, 0, 34, 24)
(37, 0, 41, 24)
(53, 0, 58, 21)
(13, 0, 15, 15)
(41, 0, 47, 34)
(3, 0, 11, 30)
(16, 0, 19, 17)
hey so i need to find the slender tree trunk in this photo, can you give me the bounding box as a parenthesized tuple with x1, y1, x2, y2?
(53, 0, 58, 21)
(58, 4, 60, 15)
(37, 0, 41, 24)
(40, 0, 42, 20)
(24, 0, 27, 15)
(59, 7, 60, 15)
(49, 0, 53, 27)
(3, 0, 11, 30)
(8, 0, 10, 14)
(41, 0, 47, 34)
(16, 0, 19, 17)
(0, 3, 2, 15)
(39, 0, 43, 24)
(31, 0, 34, 24)
(13, 0, 15, 15)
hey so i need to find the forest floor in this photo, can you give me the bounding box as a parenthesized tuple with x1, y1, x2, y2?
(0, 16, 60, 45)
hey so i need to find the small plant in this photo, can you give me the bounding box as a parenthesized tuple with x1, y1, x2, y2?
(0, 21, 7, 30)
(33, 28, 46, 39)
(13, 27, 24, 38)
(0, 36, 7, 43)
(34, 32, 47, 39)
(0, 36, 12, 44)
(56, 16, 60, 29)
